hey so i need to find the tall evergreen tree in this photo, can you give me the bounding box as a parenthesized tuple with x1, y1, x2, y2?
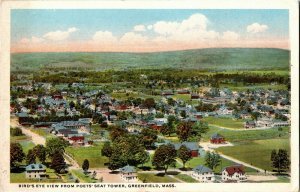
(271, 149, 290, 174)
(82, 159, 90, 174)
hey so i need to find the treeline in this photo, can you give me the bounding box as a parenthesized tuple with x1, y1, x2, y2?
(18, 115, 89, 124)
(31, 69, 289, 85)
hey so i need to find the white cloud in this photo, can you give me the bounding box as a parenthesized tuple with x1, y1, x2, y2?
(153, 21, 180, 35)
(151, 13, 219, 43)
(133, 25, 146, 32)
(222, 31, 240, 41)
(19, 36, 45, 44)
(120, 32, 148, 45)
(92, 31, 118, 44)
(247, 23, 268, 33)
(147, 25, 153, 30)
(43, 27, 78, 41)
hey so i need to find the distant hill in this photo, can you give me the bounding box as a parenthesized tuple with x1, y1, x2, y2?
(11, 48, 290, 71)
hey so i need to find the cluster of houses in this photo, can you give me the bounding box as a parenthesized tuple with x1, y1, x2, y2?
(190, 164, 247, 183)
(12, 82, 289, 183)
(113, 163, 247, 183)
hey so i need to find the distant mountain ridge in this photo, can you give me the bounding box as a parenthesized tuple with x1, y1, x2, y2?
(11, 48, 290, 71)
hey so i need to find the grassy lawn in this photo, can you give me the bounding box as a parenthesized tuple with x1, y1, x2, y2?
(174, 174, 199, 183)
(202, 126, 290, 142)
(69, 169, 98, 183)
(216, 138, 290, 171)
(219, 83, 288, 91)
(185, 156, 256, 173)
(65, 143, 108, 168)
(11, 135, 30, 142)
(29, 128, 49, 137)
(137, 173, 179, 183)
(172, 94, 191, 101)
(10, 169, 62, 183)
(19, 140, 35, 154)
(202, 117, 246, 129)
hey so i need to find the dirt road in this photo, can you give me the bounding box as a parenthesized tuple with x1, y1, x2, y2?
(11, 118, 46, 145)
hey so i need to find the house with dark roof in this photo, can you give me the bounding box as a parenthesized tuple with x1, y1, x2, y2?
(25, 163, 48, 179)
(221, 165, 247, 182)
(191, 165, 215, 183)
(244, 121, 256, 129)
(210, 133, 225, 144)
(118, 165, 138, 182)
(173, 142, 199, 157)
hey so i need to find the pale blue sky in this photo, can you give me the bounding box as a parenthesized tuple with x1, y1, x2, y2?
(11, 9, 289, 42)
(11, 9, 290, 52)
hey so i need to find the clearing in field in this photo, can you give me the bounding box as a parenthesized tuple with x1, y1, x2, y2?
(65, 143, 108, 168)
(202, 117, 246, 129)
(137, 173, 179, 183)
(216, 138, 290, 171)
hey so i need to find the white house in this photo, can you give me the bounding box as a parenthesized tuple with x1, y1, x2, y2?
(25, 163, 48, 179)
(119, 165, 138, 182)
(222, 165, 247, 182)
(191, 165, 215, 183)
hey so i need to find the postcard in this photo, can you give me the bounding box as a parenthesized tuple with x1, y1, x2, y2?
(0, 0, 299, 192)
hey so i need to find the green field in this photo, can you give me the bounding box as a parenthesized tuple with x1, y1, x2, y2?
(10, 168, 62, 183)
(19, 140, 35, 154)
(202, 126, 290, 142)
(11, 135, 30, 143)
(216, 138, 290, 171)
(65, 143, 108, 168)
(29, 128, 50, 137)
(174, 174, 199, 183)
(220, 83, 288, 91)
(202, 117, 246, 129)
(137, 173, 179, 183)
(69, 169, 98, 183)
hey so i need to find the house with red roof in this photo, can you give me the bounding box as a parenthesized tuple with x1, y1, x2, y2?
(221, 165, 247, 182)
(210, 133, 226, 144)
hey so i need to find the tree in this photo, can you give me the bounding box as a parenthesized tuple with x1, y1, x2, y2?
(32, 144, 47, 163)
(176, 122, 193, 142)
(177, 145, 192, 169)
(143, 98, 156, 109)
(10, 127, 23, 136)
(250, 112, 260, 122)
(51, 151, 66, 173)
(82, 159, 90, 174)
(69, 101, 75, 109)
(152, 144, 177, 174)
(140, 128, 158, 149)
(10, 143, 25, 167)
(180, 110, 187, 118)
(190, 121, 209, 141)
(101, 142, 112, 158)
(271, 149, 290, 174)
(109, 126, 128, 141)
(26, 149, 36, 164)
(160, 115, 177, 136)
(205, 151, 221, 171)
(108, 135, 149, 170)
(46, 137, 69, 158)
